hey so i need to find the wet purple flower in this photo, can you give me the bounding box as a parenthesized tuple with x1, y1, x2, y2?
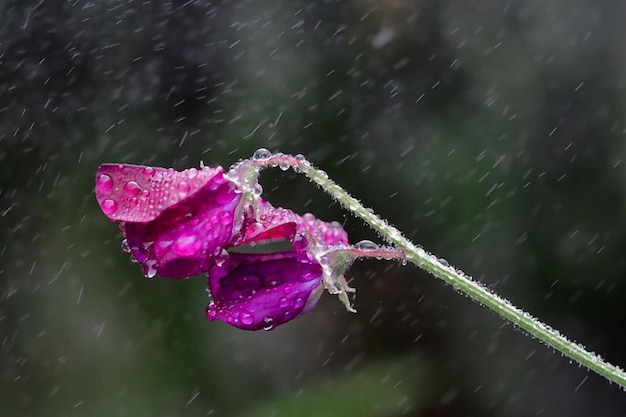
(95, 163, 241, 279)
(95, 161, 352, 330)
(206, 200, 349, 330)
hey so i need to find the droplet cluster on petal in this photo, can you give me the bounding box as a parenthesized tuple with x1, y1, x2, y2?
(96, 163, 242, 279)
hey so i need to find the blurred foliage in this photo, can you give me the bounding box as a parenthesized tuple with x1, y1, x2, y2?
(2, 0, 626, 416)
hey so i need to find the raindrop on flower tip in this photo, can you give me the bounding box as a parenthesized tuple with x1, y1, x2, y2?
(101, 199, 118, 215)
(143, 167, 155, 177)
(123, 181, 141, 197)
(354, 239, 379, 251)
(253, 148, 272, 160)
(96, 174, 113, 193)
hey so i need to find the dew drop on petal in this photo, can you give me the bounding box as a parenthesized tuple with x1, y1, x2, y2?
(101, 199, 118, 215)
(264, 274, 283, 287)
(219, 211, 232, 226)
(292, 234, 308, 252)
(206, 303, 217, 321)
(172, 235, 201, 256)
(215, 182, 236, 204)
(123, 181, 141, 197)
(177, 181, 190, 198)
(215, 248, 230, 267)
(298, 271, 319, 282)
(262, 317, 275, 331)
(143, 166, 155, 178)
(279, 297, 290, 308)
(96, 174, 113, 193)
(186, 167, 198, 179)
(240, 311, 254, 326)
(144, 260, 157, 278)
(253, 148, 272, 160)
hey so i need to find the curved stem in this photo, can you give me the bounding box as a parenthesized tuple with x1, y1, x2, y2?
(250, 152, 626, 389)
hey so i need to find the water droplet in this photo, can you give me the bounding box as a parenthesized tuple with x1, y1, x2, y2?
(186, 167, 198, 179)
(215, 248, 229, 267)
(143, 166, 155, 178)
(292, 234, 308, 252)
(264, 274, 283, 287)
(123, 181, 141, 197)
(354, 240, 379, 251)
(177, 181, 190, 197)
(253, 183, 263, 197)
(262, 317, 275, 331)
(283, 285, 292, 294)
(279, 297, 290, 308)
(121, 239, 131, 253)
(298, 271, 319, 282)
(294, 297, 305, 308)
(219, 211, 232, 226)
(96, 174, 113, 193)
(144, 260, 157, 278)
(206, 303, 217, 321)
(236, 274, 262, 292)
(253, 148, 272, 160)
(240, 311, 254, 326)
(101, 199, 118, 215)
(172, 235, 201, 256)
(279, 161, 289, 171)
(400, 258, 408, 266)
(295, 154, 305, 162)
(215, 182, 236, 204)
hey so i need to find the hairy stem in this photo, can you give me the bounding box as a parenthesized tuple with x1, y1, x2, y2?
(250, 151, 626, 389)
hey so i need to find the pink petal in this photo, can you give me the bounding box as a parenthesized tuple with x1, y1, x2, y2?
(95, 163, 224, 222)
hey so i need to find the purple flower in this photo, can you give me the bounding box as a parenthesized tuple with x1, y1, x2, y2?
(95, 162, 351, 330)
(95, 163, 242, 279)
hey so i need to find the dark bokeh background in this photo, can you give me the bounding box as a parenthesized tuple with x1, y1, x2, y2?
(2, 0, 626, 416)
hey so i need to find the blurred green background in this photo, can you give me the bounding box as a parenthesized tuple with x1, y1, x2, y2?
(2, 0, 626, 415)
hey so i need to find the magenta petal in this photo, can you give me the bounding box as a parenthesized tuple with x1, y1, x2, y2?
(95, 163, 242, 279)
(206, 252, 323, 330)
(95, 163, 224, 222)
(236, 200, 349, 253)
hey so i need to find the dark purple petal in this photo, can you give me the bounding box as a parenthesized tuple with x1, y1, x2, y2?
(206, 252, 323, 330)
(95, 163, 242, 279)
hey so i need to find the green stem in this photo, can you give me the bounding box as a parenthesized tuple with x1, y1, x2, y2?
(251, 152, 626, 389)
